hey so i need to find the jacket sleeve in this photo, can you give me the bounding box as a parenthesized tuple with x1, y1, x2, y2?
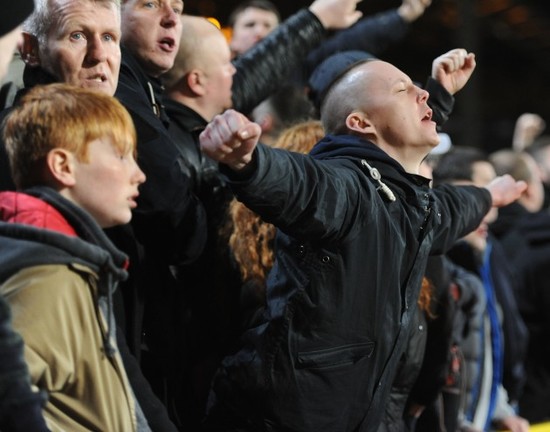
(430, 184, 492, 254)
(221, 144, 374, 242)
(425, 77, 455, 126)
(231, 9, 326, 115)
(0, 296, 49, 432)
(301, 10, 409, 83)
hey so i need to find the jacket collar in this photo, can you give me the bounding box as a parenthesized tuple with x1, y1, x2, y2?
(164, 98, 207, 134)
(310, 134, 431, 198)
(310, 134, 402, 169)
(120, 46, 170, 127)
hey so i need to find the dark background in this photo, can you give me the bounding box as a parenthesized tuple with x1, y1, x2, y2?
(183, 0, 550, 152)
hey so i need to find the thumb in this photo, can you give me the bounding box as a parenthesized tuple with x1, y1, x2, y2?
(238, 122, 262, 141)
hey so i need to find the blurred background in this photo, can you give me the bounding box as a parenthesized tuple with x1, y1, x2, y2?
(183, 0, 550, 152)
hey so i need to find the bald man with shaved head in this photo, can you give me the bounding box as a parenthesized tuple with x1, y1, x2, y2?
(197, 51, 527, 432)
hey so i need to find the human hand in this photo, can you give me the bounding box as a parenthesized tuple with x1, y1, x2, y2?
(512, 113, 546, 151)
(485, 174, 527, 208)
(199, 109, 261, 171)
(309, 0, 363, 30)
(494, 415, 530, 432)
(431, 48, 476, 95)
(398, 0, 432, 23)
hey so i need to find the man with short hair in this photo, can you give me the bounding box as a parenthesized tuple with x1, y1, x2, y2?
(21, 0, 121, 95)
(113, 0, 365, 422)
(0, 0, 122, 192)
(198, 50, 526, 431)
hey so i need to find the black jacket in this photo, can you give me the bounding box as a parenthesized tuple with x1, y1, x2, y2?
(112, 47, 209, 429)
(165, 100, 243, 429)
(205, 136, 491, 432)
(112, 46, 207, 354)
(490, 203, 550, 422)
(231, 9, 454, 125)
(231, 9, 325, 115)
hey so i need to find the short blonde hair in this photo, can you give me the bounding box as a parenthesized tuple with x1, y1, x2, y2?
(3, 83, 136, 189)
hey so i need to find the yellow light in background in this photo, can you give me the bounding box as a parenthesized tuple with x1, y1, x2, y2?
(206, 17, 221, 29)
(204, 16, 231, 42)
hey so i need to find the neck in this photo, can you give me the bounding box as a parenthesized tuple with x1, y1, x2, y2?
(377, 143, 428, 174)
(167, 88, 214, 121)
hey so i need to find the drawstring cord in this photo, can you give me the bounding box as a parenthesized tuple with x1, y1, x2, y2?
(361, 160, 396, 202)
(102, 271, 116, 358)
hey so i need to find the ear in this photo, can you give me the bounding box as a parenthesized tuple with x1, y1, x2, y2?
(46, 149, 77, 187)
(20, 32, 41, 67)
(346, 111, 375, 135)
(187, 69, 207, 96)
(255, 112, 274, 134)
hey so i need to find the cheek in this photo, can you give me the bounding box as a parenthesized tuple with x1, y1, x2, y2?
(55, 50, 83, 75)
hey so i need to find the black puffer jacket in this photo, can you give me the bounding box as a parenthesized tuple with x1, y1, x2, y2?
(205, 136, 492, 432)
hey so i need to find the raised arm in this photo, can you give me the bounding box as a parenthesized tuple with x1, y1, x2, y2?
(309, 0, 363, 30)
(397, 0, 431, 23)
(232, 0, 363, 114)
(431, 48, 476, 95)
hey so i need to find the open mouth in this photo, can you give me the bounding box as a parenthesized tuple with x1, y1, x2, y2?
(88, 74, 107, 83)
(422, 109, 433, 122)
(159, 37, 175, 50)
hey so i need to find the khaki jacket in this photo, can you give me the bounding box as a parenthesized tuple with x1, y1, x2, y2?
(2, 264, 137, 432)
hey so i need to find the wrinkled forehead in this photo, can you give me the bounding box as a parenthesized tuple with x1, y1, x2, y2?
(50, 0, 121, 25)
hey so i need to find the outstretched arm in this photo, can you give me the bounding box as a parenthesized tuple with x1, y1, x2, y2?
(200, 110, 262, 171)
(485, 174, 527, 207)
(431, 48, 476, 95)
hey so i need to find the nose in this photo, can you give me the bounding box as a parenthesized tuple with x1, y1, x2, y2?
(417, 87, 429, 104)
(160, 3, 179, 28)
(255, 25, 270, 40)
(86, 35, 107, 64)
(230, 63, 237, 76)
(132, 158, 146, 185)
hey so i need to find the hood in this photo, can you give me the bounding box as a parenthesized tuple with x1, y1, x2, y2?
(0, 191, 77, 237)
(310, 134, 430, 201)
(310, 134, 402, 168)
(0, 187, 128, 357)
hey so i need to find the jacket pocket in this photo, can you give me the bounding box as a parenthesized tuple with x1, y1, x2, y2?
(296, 341, 375, 370)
